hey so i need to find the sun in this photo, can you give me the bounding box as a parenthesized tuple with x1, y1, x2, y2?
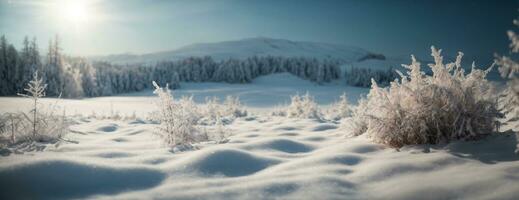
(47, 0, 102, 33)
(58, 0, 92, 25)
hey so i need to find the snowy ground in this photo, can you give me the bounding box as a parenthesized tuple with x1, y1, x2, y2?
(1, 116, 518, 199)
(0, 73, 368, 116)
(0, 73, 518, 199)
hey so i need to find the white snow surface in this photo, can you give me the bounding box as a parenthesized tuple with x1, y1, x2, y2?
(0, 73, 367, 116)
(90, 37, 371, 64)
(0, 116, 518, 200)
(1, 73, 519, 200)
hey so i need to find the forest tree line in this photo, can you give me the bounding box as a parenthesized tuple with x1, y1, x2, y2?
(0, 35, 396, 98)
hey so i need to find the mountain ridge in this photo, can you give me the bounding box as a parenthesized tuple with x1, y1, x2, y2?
(89, 37, 381, 64)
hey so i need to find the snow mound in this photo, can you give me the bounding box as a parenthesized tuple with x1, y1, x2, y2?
(245, 138, 314, 153)
(112, 137, 129, 142)
(329, 154, 363, 165)
(272, 126, 298, 131)
(444, 132, 519, 164)
(346, 143, 382, 154)
(0, 160, 165, 199)
(309, 124, 338, 132)
(96, 124, 118, 132)
(180, 148, 280, 177)
(95, 152, 134, 158)
(302, 136, 326, 142)
(278, 132, 299, 137)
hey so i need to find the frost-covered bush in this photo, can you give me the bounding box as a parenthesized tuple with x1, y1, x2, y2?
(325, 93, 351, 120)
(152, 81, 206, 147)
(0, 72, 68, 146)
(343, 98, 369, 136)
(495, 17, 519, 119)
(270, 104, 288, 117)
(203, 97, 222, 123)
(222, 96, 247, 118)
(0, 113, 23, 145)
(287, 92, 321, 119)
(348, 47, 500, 148)
(201, 96, 247, 125)
(212, 116, 231, 142)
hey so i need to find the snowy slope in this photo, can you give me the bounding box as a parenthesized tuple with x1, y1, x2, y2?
(90, 37, 373, 64)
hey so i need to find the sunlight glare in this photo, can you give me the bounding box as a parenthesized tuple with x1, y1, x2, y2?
(59, 0, 91, 25)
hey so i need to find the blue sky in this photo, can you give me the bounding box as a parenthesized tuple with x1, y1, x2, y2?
(0, 0, 517, 63)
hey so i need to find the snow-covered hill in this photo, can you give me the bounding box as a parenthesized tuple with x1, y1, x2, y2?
(90, 37, 377, 64)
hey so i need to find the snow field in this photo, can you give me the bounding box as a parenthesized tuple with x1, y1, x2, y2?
(0, 71, 518, 199)
(0, 116, 518, 199)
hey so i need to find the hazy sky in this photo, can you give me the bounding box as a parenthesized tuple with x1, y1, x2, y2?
(0, 0, 517, 63)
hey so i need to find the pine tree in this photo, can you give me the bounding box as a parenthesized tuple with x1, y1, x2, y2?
(0, 35, 8, 95)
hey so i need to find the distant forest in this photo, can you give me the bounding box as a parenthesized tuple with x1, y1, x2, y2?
(0, 35, 396, 98)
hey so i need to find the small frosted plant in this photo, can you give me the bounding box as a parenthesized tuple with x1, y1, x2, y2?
(152, 81, 205, 147)
(223, 96, 247, 118)
(17, 71, 47, 139)
(327, 93, 351, 120)
(201, 95, 246, 126)
(343, 97, 369, 136)
(0, 71, 69, 146)
(214, 115, 230, 142)
(287, 92, 320, 119)
(0, 113, 23, 145)
(204, 96, 222, 123)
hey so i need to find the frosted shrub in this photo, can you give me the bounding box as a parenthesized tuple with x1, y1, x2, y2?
(204, 97, 222, 122)
(178, 95, 202, 121)
(495, 17, 519, 119)
(270, 104, 287, 117)
(0, 113, 23, 145)
(201, 96, 247, 125)
(222, 96, 247, 118)
(349, 47, 500, 148)
(326, 93, 351, 120)
(287, 92, 321, 119)
(0, 72, 68, 146)
(152, 81, 206, 147)
(213, 116, 230, 142)
(342, 98, 369, 136)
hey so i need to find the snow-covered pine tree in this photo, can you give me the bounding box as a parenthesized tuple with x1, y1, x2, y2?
(0, 35, 8, 95)
(44, 35, 64, 97)
(20, 37, 35, 90)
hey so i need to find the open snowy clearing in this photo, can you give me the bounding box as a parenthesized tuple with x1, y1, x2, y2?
(0, 73, 368, 116)
(0, 73, 518, 199)
(0, 116, 518, 199)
